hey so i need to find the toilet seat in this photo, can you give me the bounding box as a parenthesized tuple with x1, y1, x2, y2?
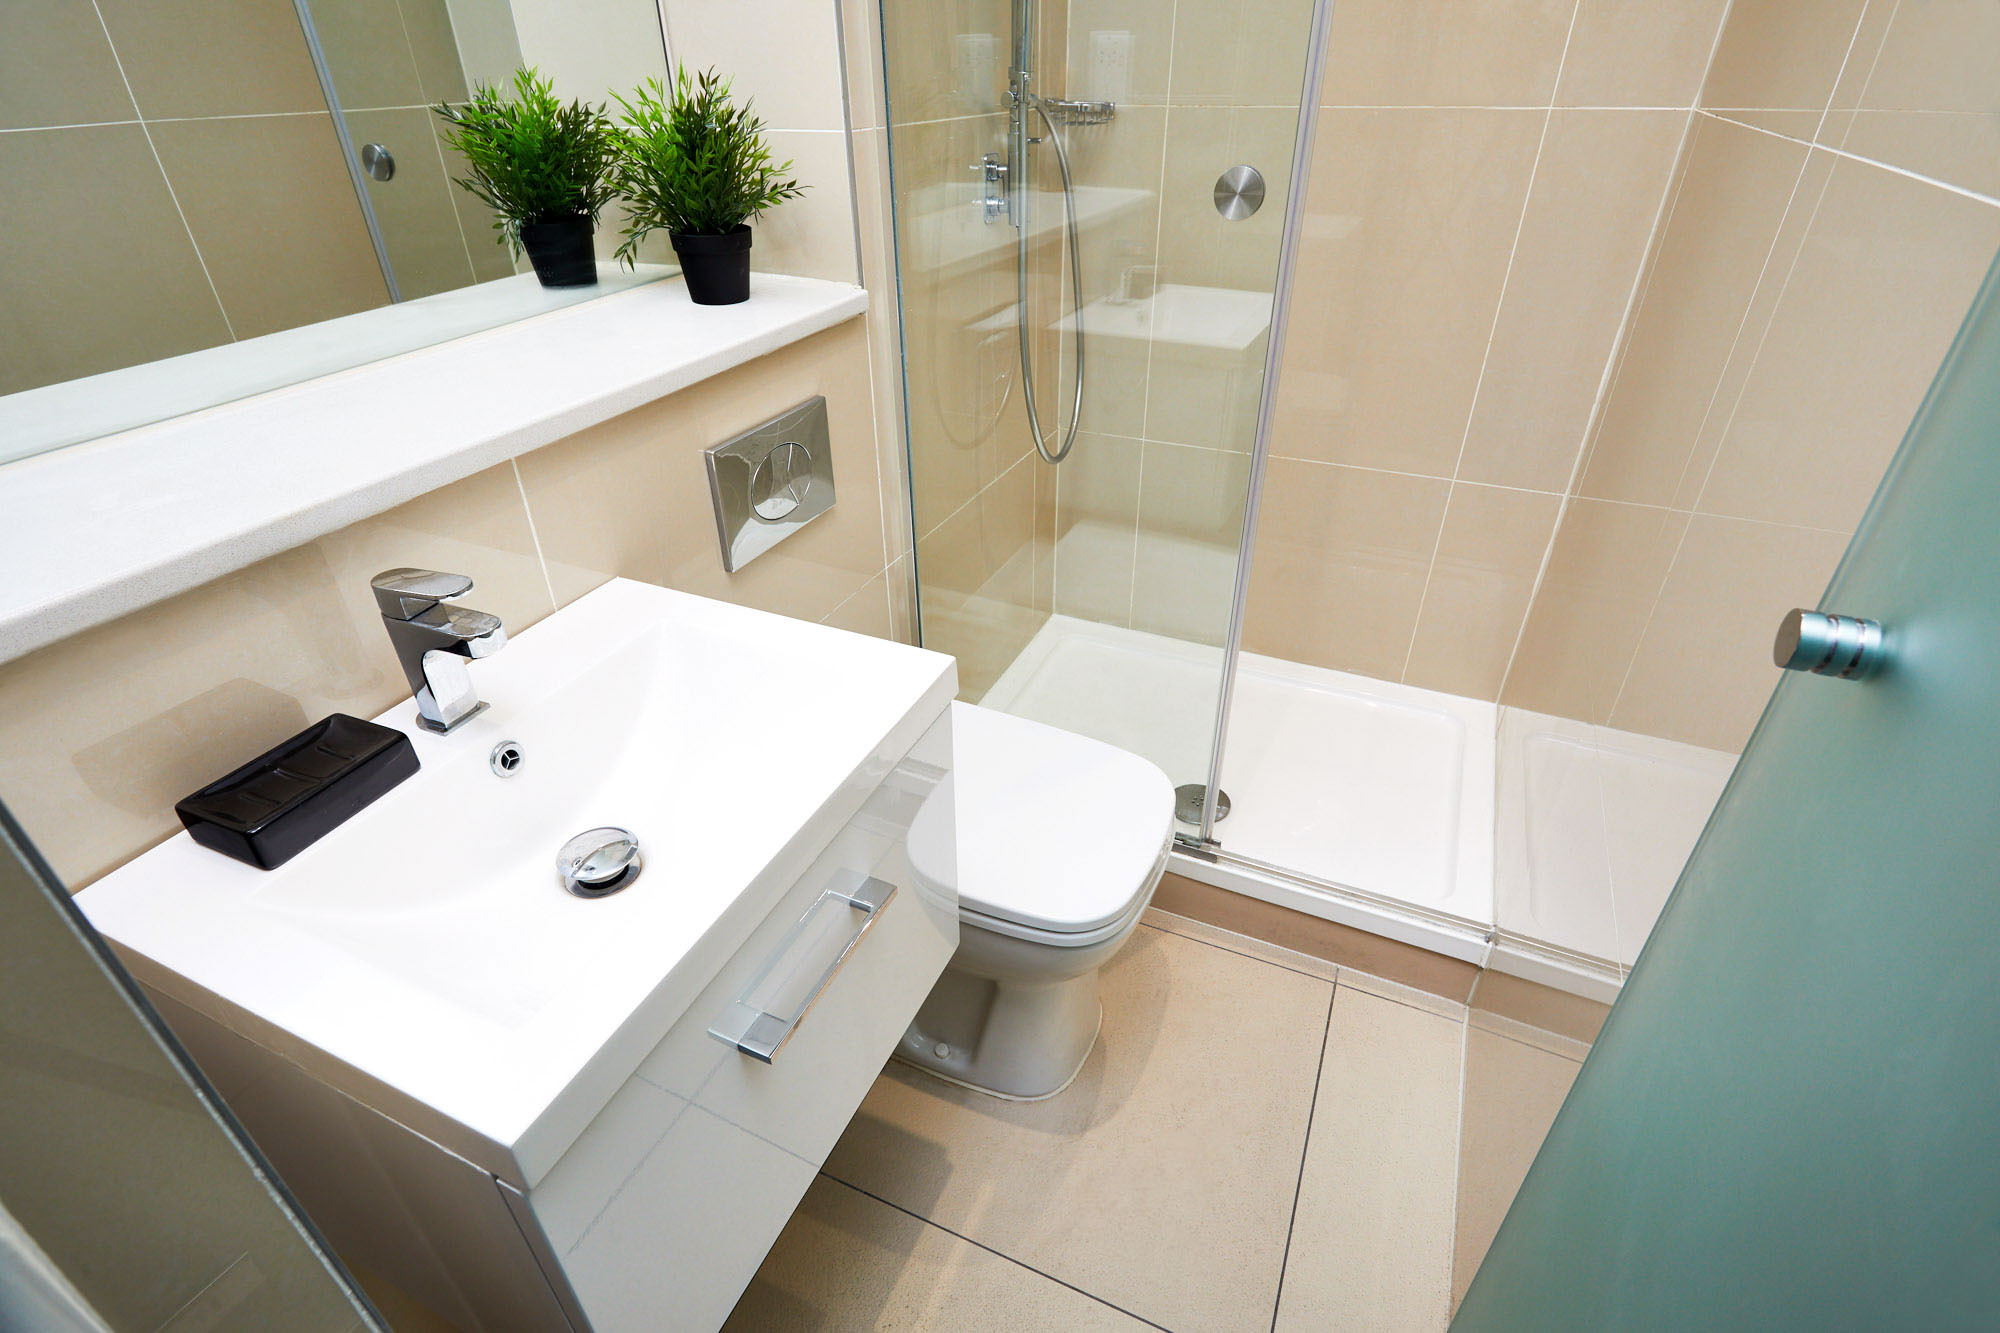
(909, 703, 1175, 943)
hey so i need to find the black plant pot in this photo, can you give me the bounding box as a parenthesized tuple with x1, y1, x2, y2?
(518, 214, 598, 288)
(671, 226, 753, 305)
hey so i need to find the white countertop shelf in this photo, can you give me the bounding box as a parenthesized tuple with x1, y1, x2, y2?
(0, 273, 869, 662)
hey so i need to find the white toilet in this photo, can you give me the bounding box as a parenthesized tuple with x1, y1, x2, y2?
(899, 702, 1176, 1100)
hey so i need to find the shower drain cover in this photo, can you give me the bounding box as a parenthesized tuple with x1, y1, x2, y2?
(1173, 783, 1232, 826)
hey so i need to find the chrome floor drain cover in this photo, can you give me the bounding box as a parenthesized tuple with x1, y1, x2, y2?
(1173, 783, 1232, 825)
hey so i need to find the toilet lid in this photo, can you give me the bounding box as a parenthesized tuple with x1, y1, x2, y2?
(906, 703, 1175, 936)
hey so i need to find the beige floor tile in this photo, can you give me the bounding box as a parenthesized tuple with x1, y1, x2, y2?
(726, 1177, 1152, 1331)
(824, 926, 1332, 1332)
(1450, 1026, 1582, 1312)
(1275, 984, 1463, 1333)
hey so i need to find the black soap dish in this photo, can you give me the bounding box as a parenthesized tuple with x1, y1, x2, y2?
(175, 714, 419, 870)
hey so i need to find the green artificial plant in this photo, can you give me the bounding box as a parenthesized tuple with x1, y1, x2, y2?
(434, 68, 619, 253)
(610, 68, 806, 264)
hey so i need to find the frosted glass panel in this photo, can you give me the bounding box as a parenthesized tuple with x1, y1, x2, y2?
(1457, 254, 2000, 1325)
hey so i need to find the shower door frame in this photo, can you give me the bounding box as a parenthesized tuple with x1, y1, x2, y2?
(1183, 0, 1339, 849)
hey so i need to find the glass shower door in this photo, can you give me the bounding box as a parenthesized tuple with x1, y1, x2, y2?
(1456, 256, 2000, 1322)
(882, 0, 1321, 822)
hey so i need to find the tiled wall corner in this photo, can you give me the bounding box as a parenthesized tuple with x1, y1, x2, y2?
(1504, 0, 2000, 753)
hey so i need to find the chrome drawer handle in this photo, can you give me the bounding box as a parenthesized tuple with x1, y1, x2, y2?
(708, 870, 896, 1064)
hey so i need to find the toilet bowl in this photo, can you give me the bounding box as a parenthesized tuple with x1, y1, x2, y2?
(898, 702, 1175, 1100)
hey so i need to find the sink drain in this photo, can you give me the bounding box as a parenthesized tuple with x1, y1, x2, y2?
(1173, 783, 1231, 826)
(557, 827, 643, 897)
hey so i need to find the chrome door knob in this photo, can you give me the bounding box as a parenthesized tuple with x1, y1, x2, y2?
(1774, 609, 1887, 679)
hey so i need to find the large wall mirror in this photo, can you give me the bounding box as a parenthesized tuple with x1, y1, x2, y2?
(0, 0, 674, 463)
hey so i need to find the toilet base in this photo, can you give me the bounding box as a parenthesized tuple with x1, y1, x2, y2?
(894, 961, 1106, 1101)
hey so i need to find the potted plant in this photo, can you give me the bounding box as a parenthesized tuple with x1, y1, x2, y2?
(611, 68, 806, 305)
(434, 68, 618, 288)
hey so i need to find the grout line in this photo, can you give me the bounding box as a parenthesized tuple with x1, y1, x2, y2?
(510, 457, 562, 612)
(1601, 6, 1880, 726)
(817, 1175, 1176, 1331)
(1269, 986, 1337, 1332)
(916, 446, 1036, 544)
(87, 0, 238, 344)
(1491, 2, 1736, 708)
(1399, 0, 1585, 685)
(1698, 111, 2000, 211)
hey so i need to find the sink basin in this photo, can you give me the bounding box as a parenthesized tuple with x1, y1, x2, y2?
(79, 578, 957, 1184)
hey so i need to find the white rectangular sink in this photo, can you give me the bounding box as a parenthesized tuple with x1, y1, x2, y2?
(79, 578, 958, 1186)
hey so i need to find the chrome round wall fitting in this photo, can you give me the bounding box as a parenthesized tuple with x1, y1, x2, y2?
(1773, 608, 1887, 679)
(750, 440, 815, 521)
(1213, 165, 1265, 220)
(490, 740, 525, 778)
(557, 827, 643, 897)
(358, 142, 395, 181)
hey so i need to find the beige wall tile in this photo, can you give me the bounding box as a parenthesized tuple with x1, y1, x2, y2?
(1830, 2, 2000, 201)
(1698, 155, 2000, 533)
(0, 125, 232, 394)
(1168, 0, 1318, 108)
(820, 572, 896, 639)
(1242, 460, 1449, 680)
(840, 0, 887, 132)
(1699, 0, 1868, 111)
(1153, 105, 1298, 294)
(397, 0, 471, 104)
(666, 0, 848, 132)
(519, 319, 885, 624)
(431, 118, 520, 283)
(96, 0, 326, 118)
(879, 0, 1009, 124)
(0, 464, 551, 890)
(1578, 115, 1809, 507)
(1556, 0, 1731, 107)
(729, 1177, 1152, 1330)
(1610, 514, 1848, 751)
(1499, 498, 1688, 724)
(0, 0, 136, 130)
(888, 114, 1039, 538)
(750, 129, 859, 283)
(1052, 432, 1142, 625)
(1405, 484, 1564, 701)
(1273, 108, 1543, 478)
(1064, 0, 1173, 106)
(1319, 0, 1572, 108)
(1451, 1025, 1581, 1310)
(1130, 441, 1249, 645)
(1062, 106, 1165, 442)
(1276, 984, 1460, 1331)
(825, 926, 1330, 1331)
(914, 455, 1042, 699)
(345, 107, 477, 300)
(149, 114, 391, 339)
(1458, 110, 1686, 493)
(314, 0, 427, 111)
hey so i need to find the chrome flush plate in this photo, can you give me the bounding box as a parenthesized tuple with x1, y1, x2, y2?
(704, 396, 836, 572)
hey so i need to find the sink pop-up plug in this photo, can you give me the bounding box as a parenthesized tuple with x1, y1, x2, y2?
(558, 827, 643, 898)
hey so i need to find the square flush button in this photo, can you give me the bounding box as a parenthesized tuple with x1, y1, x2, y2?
(704, 396, 835, 572)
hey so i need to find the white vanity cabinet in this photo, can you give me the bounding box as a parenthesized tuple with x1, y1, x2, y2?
(77, 581, 960, 1333)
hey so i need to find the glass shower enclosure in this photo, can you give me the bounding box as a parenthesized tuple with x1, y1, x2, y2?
(882, 0, 1324, 842)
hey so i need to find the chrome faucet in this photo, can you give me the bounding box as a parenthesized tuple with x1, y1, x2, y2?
(371, 568, 507, 733)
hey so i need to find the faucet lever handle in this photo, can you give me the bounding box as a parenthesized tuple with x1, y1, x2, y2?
(372, 567, 473, 620)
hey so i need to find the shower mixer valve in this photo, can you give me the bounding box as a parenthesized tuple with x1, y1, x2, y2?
(973, 153, 1010, 224)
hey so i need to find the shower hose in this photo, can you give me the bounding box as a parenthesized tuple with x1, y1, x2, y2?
(1017, 99, 1087, 465)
